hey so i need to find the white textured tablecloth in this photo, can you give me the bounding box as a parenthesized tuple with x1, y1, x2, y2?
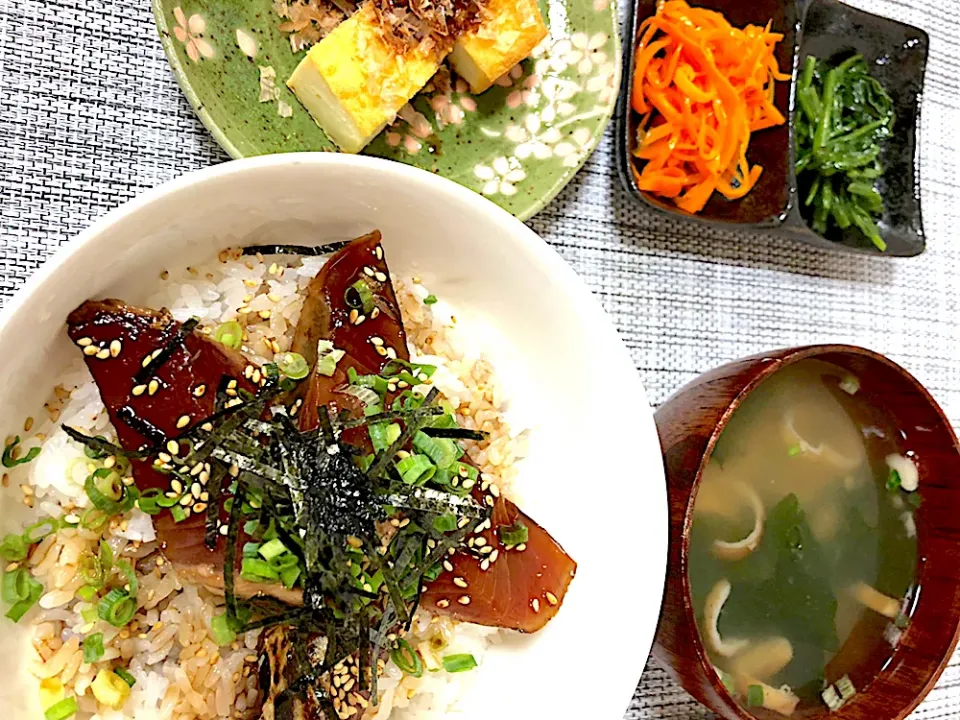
(1, 0, 959, 716)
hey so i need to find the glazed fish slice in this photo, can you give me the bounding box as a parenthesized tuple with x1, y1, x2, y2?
(66, 300, 300, 603)
(291, 233, 577, 632)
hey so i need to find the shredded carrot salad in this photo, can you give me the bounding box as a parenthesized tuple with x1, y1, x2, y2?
(630, 1, 790, 214)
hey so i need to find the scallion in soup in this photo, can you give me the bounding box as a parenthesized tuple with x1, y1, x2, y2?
(689, 360, 919, 716)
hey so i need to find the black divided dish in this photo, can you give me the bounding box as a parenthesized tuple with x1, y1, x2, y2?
(614, 0, 929, 257)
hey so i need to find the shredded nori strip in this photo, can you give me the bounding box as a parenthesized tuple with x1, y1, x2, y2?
(132, 359, 489, 713)
(224, 476, 247, 622)
(242, 242, 350, 257)
(133, 317, 199, 384)
(61, 426, 151, 459)
(204, 465, 225, 550)
(340, 405, 443, 430)
(420, 427, 489, 441)
(116, 406, 168, 446)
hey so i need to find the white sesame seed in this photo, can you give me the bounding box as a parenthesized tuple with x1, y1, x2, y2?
(436, 598, 450, 608)
(370, 337, 384, 346)
(374, 271, 387, 282)
(193, 385, 206, 397)
(363, 266, 375, 277)
(244, 365, 254, 379)
(158, 452, 172, 464)
(371, 308, 380, 319)
(375, 346, 387, 357)
(82, 345, 98, 356)
(489, 549, 499, 563)
(531, 598, 540, 613)
(132, 384, 146, 396)
(386, 347, 397, 360)
(546, 592, 558, 606)
(166, 440, 180, 456)
(170, 479, 183, 494)
(474, 536, 487, 547)
(95, 348, 110, 360)
(516, 543, 527, 552)
(480, 559, 490, 571)
(442, 560, 454, 572)
(489, 484, 500, 498)
(179, 494, 193, 507)
(458, 596, 471, 605)
(148, 379, 159, 396)
(191, 482, 202, 498)
(76, 337, 93, 347)
(109, 339, 122, 357)
(176, 415, 190, 429)
(453, 577, 468, 588)
(220, 525, 229, 536)
(375, 246, 383, 260)
(193, 502, 208, 513)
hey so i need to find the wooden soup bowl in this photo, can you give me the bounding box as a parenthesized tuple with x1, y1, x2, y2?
(652, 345, 960, 720)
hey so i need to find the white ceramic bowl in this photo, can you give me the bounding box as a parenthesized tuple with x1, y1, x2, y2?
(0, 154, 666, 719)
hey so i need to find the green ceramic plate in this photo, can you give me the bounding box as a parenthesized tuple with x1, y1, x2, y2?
(153, 0, 620, 220)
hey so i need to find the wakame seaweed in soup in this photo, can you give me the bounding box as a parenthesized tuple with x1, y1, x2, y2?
(688, 360, 919, 716)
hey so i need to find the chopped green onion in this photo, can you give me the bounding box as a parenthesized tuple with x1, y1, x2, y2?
(276, 352, 309, 380)
(83, 438, 110, 460)
(391, 639, 423, 677)
(243, 519, 260, 536)
(214, 321, 243, 350)
(24, 518, 59, 544)
(316, 340, 346, 377)
(258, 538, 287, 562)
(155, 493, 180, 509)
(746, 684, 765, 707)
(500, 521, 528, 546)
(80, 508, 109, 531)
(433, 513, 458, 533)
(886, 469, 902, 491)
(396, 454, 436, 486)
(171, 505, 187, 523)
(84, 468, 129, 514)
(0, 533, 27, 562)
(76, 585, 98, 602)
(344, 278, 376, 314)
(78, 553, 105, 588)
(240, 557, 278, 582)
(280, 566, 300, 589)
(3, 567, 32, 603)
(442, 653, 477, 673)
(210, 613, 237, 646)
(787, 445, 801, 457)
(136, 488, 164, 516)
(347, 368, 389, 394)
(2, 436, 40, 468)
(5, 569, 42, 622)
(82, 632, 105, 663)
(423, 294, 438, 305)
(907, 492, 923, 509)
(412, 431, 460, 469)
(97, 588, 136, 627)
(43, 697, 78, 720)
(369, 423, 401, 453)
(114, 668, 136, 688)
(115, 560, 139, 596)
(80, 606, 99, 624)
(99, 540, 114, 572)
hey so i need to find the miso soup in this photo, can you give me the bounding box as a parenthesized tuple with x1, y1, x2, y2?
(688, 360, 919, 716)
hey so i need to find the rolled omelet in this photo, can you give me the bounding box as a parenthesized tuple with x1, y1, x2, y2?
(287, 2, 447, 153)
(449, 0, 548, 94)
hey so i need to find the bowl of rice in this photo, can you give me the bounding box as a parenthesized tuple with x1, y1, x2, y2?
(0, 154, 667, 720)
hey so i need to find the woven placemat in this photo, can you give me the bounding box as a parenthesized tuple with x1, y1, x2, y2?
(1, 0, 958, 716)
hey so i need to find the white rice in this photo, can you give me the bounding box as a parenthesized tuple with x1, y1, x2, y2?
(5, 249, 526, 720)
